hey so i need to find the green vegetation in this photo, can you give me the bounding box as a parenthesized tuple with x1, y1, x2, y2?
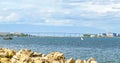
(0, 32, 30, 37)
(83, 34, 91, 37)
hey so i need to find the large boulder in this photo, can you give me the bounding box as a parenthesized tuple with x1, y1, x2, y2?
(11, 49, 34, 63)
(0, 48, 16, 58)
(0, 48, 16, 63)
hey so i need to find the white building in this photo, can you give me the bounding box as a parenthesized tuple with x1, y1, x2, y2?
(90, 34, 96, 37)
(106, 32, 114, 37)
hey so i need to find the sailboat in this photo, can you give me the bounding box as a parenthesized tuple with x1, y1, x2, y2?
(80, 37, 84, 40)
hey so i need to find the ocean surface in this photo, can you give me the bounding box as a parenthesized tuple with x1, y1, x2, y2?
(0, 37, 120, 63)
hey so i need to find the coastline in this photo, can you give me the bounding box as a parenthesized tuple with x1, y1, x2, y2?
(0, 48, 98, 63)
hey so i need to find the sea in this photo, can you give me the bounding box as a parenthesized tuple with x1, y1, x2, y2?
(0, 37, 120, 63)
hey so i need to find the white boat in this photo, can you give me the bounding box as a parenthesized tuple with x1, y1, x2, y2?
(81, 37, 84, 40)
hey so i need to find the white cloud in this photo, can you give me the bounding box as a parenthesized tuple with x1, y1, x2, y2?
(18, 19, 73, 26)
(6, 12, 19, 21)
(0, 0, 119, 32)
(44, 19, 73, 26)
(2, 8, 9, 11)
(0, 16, 4, 20)
(76, 21, 115, 31)
(68, 1, 120, 16)
(0, 12, 20, 23)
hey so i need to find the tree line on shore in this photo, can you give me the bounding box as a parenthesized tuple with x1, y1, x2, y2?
(0, 32, 31, 37)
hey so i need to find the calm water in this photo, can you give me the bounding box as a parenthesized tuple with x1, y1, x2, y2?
(0, 37, 120, 63)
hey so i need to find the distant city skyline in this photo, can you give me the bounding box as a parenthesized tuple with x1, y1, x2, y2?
(0, 0, 120, 33)
(0, 32, 120, 37)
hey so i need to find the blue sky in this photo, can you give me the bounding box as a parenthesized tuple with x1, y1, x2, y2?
(0, 0, 120, 33)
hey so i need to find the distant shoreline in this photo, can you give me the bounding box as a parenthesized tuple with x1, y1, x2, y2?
(1, 36, 120, 38)
(0, 32, 120, 38)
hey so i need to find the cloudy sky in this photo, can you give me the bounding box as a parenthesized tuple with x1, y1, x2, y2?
(0, 0, 120, 33)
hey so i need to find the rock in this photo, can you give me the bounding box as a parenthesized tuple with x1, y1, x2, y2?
(12, 56, 33, 63)
(76, 59, 82, 63)
(16, 49, 33, 57)
(75, 60, 86, 63)
(66, 58, 75, 63)
(0, 58, 11, 63)
(59, 59, 65, 63)
(33, 57, 49, 63)
(0, 48, 98, 63)
(34, 59, 43, 63)
(21, 57, 33, 63)
(0, 48, 16, 58)
(0, 48, 16, 63)
(42, 54, 46, 57)
(46, 52, 65, 63)
(76, 59, 81, 63)
(7, 50, 16, 58)
(83, 60, 87, 63)
(87, 57, 96, 63)
(53, 60, 60, 63)
(32, 52, 42, 57)
(53, 52, 65, 60)
(46, 52, 65, 60)
(11, 49, 34, 63)
(90, 60, 98, 63)
(1, 58, 9, 61)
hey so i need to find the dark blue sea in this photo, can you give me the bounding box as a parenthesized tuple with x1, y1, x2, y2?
(0, 37, 120, 63)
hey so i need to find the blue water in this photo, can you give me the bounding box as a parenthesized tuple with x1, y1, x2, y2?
(0, 37, 120, 63)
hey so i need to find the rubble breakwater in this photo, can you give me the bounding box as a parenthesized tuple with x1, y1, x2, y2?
(0, 48, 98, 63)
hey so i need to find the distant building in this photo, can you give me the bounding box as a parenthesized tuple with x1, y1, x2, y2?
(0, 32, 9, 36)
(106, 32, 114, 37)
(113, 33, 117, 37)
(10, 32, 22, 35)
(102, 33, 107, 36)
(118, 34, 120, 37)
(97, 33, 105, 37)
(90, 34, 96, 37)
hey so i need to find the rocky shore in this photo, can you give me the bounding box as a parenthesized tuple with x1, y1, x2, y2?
(0, 48, 98, 63)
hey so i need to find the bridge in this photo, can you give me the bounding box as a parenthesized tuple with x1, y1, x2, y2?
(24, 32, 84, 37)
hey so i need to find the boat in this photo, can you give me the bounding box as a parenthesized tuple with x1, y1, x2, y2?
(3, 37, 13, 40)
(80, 37, 84, 40)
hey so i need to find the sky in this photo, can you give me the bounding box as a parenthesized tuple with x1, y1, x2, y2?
(0, 0, 120, 33)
